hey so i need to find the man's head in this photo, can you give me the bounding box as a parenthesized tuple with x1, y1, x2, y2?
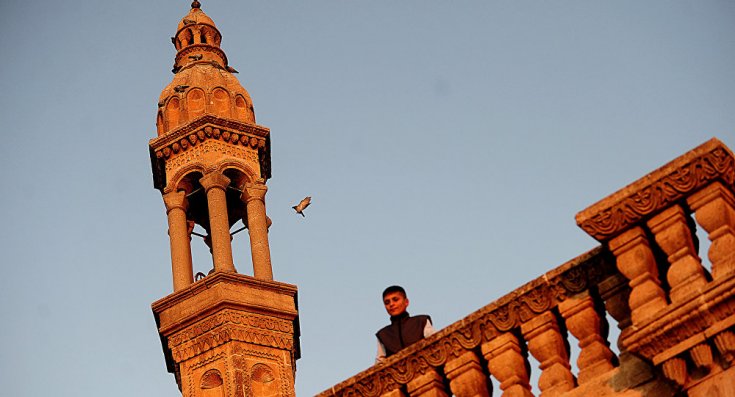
(382, 285, 409, 317)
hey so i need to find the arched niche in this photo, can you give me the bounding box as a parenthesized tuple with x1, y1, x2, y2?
(187, 88, 206, 119)
(211, 88, 231, 118)
(234, 95, 253, 123)
(165, 97, 181, 131)
(200, 369, 224, 397)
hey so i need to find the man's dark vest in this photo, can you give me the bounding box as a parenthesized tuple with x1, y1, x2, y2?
(376, 312, 431, 357)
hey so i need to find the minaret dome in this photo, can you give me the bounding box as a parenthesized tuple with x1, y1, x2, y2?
(156, 1, 255, 136)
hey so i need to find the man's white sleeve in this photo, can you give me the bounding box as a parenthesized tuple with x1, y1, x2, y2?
(424, 319, 436, 337)
(375, 339, 386, 364)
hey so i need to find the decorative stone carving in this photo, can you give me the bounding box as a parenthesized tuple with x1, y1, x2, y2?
(576, 138, 735, 241)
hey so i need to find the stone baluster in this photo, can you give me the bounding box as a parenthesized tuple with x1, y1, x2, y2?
(687, 182, 735, 279)
(200, 172, 236, 272)
(445, 351, 491, 397)
(163, 190, 194, 291)
(713, 330, 735, 366)
(661, 357, 687, 387)
(689, 343, 714, 371)
(481, 333, 533, 397)
(598, 273, 632, 334)
(406, 369, 449, 397)
(242, 181, 273, 280)
(559, 292, 615, 384)
(521, 311, 575, 396)
(647, 205, 707, 302)
(609, 227, 668, 325)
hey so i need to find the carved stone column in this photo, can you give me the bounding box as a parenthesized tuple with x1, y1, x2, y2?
(647, 205, 707, 302)
(200, 172, 236, 272)
(559, 292, 615, 384)
(163, 190, 194, 291)
(242, 181, 273, 280)
(521, 311, 575, 397)
(609, 227, 668, 325)
(406, 369, 449, 397)
(481, 333, 533, 397)
(687, 182, 735, 279)
(445, 351, 491, 397)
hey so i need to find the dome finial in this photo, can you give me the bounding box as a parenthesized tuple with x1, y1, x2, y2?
(191, 0, 201, 9)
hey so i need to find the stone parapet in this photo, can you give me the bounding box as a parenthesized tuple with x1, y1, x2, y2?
(576, 138, 735, 390)
(319, 138, 735, 397)
(317, 247, 622, 397)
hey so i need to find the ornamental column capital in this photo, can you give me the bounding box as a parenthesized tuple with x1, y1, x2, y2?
(200, 172, 231, 192)
(163, 190, 188, 213)
(241, 180, 268, 203)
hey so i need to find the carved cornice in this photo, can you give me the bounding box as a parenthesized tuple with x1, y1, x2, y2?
(149, 115, 272, 189)
(169, 309, 294, 347)
(576, 138, 734, 241)
(317, 247, 617, 397)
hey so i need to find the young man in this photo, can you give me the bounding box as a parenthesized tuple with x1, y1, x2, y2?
(375, 285, 435, 363)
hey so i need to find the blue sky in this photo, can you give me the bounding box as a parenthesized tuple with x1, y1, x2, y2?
(1, 1, 734, 395)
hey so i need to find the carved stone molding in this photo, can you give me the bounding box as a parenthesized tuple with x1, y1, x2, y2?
(576, 138, 734, 241)
(149, 114, 271, 189)
(317, 247, 616, 397)
(169, 309, 294, 346)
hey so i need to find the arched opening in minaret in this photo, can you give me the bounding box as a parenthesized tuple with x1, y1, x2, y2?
(222, 167, 252, 274)
(186, 29, 195, 46)
(176, 171, 215, 276)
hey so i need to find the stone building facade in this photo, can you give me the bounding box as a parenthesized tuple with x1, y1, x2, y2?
(147, 3, 735, 397)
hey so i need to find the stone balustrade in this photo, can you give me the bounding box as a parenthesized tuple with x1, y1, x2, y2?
(318, 138, 735, 397)
(576, 138, 735, 390)
(317, 247, 627, 397)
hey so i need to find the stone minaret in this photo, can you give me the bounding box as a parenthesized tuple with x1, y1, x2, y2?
(148, 2, 299, 396)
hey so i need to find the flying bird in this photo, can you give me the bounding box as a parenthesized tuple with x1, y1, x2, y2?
(292, 196, 311, 217)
